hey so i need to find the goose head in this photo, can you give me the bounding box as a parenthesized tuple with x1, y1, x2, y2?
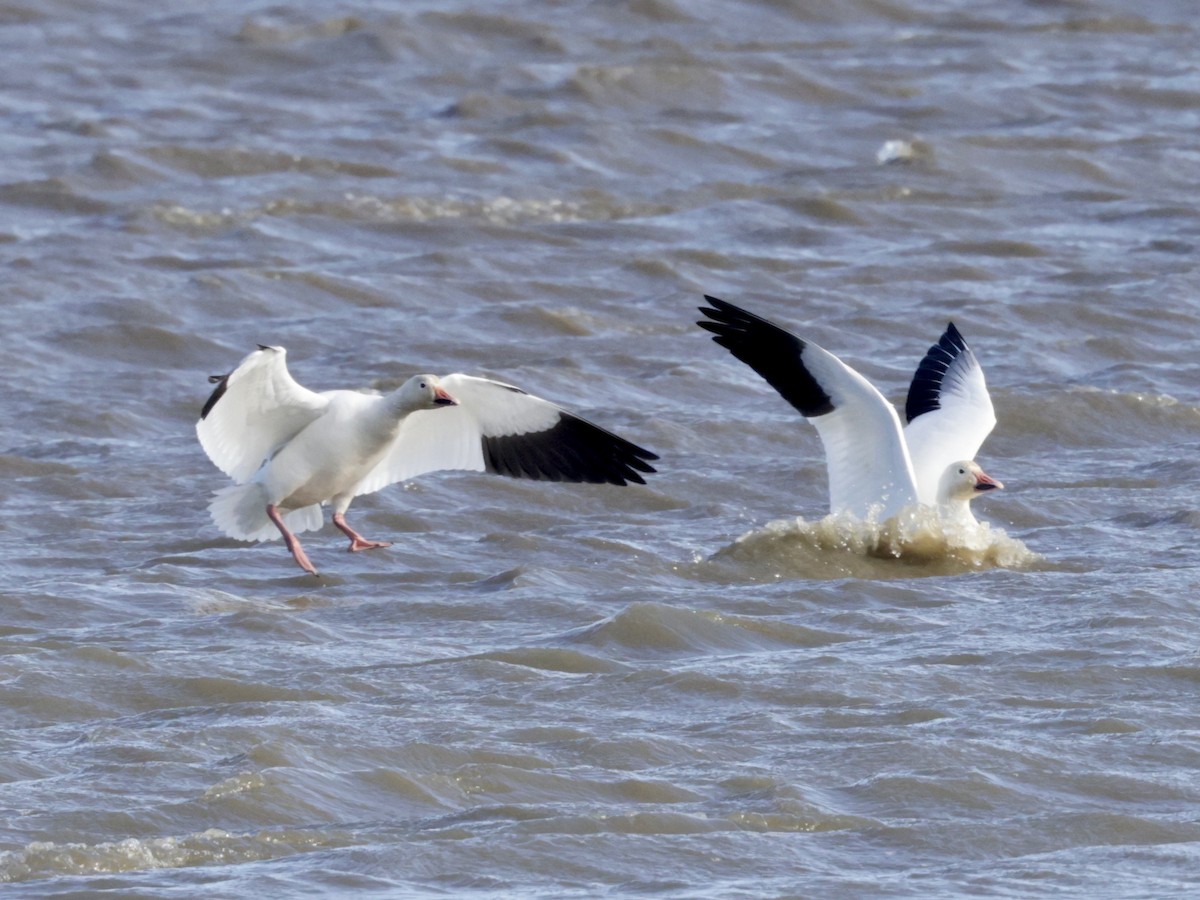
(937, 460, 1003, 509)
(394, 374, 458, 412)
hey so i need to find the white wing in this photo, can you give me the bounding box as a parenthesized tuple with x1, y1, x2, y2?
(353, 373, 657, 497)
(699, 297, 919, 521)
(798, 342, 919, 520)
(196, 345, 329, 484)
(902, 323, 996, 505)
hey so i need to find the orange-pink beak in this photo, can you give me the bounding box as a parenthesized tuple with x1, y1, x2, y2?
(974, 469, 1003, 492)
(434, 386, 458, 406)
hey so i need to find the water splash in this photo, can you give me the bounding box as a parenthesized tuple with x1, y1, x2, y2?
(711, 507, 1040, 580)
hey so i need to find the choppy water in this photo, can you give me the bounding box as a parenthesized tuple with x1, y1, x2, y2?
(4, 0, 1200, 896)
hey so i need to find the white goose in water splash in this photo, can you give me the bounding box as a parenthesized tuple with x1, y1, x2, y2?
(698, 296, 1001, 526)
(197, 346, 657, 576)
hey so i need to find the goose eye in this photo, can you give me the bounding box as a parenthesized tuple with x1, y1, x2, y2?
(419, 381, 428, 389)
(958, 467, 966, 474)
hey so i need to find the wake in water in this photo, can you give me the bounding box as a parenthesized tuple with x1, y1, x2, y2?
(710, 507, 1040, 580)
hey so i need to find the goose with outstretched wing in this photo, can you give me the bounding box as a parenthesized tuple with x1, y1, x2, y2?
(697, 296, 1000, 525)
(197, 346, 658, 575)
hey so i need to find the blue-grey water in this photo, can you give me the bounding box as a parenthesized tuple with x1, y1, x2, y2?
(4, 0, 1200, 896)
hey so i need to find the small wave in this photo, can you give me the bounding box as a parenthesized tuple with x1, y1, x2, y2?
(236, 12, 366, 47)
(476, 646, 628, 675)
(1007, 386, 1200, 450)
(0, 827, 347, 883)
(565, 600, 846, 657)
(565, 62, 727, 110)
(711, 508, 1040, 580)
(144, 191, 670, 235)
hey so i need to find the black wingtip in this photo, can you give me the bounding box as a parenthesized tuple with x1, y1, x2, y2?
(697, 294, 770, 329)
(200, 373, 230, 420)
(696, 295, 834, 418)
(904, 322, 973, 423)
(481, 414, 659, 487)
(201, 345, 277, 419)
(699, 294, 729, 316)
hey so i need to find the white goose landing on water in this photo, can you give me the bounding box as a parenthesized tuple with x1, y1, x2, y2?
(698, 296, 1002, 529)
(196, 346, 658, 576)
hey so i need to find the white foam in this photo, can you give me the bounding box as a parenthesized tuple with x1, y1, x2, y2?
(876, 139, 915, 164)
(0, 827, 340, 883)
(713, 506, 1040, 580)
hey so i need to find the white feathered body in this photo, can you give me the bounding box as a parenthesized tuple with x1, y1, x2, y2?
(264, 391, 402, 510)
(197, 347, 657, 551)
(211, 390, 411, 542)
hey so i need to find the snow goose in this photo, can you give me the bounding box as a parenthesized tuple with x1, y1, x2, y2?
(697, 296, 1001, 524)
(197, 345, 658, 575)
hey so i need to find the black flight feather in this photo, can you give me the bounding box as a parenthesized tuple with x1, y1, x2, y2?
(904, 322, 969, 424)
(697, 295, 834, 417)
(201, 345, 273, 420)
(200, 373, 230, 420)
(481, 413, 658, 486)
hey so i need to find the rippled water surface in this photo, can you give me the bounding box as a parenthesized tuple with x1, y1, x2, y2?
(4, 0, 1200, 896)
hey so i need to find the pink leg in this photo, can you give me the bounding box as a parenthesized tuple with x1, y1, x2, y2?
(332, 512, 392, 552)
(266, 504, 319, 576)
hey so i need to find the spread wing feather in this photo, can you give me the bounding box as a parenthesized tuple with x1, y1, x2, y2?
(195, 346, 328, 484)
(903, 323, 995, 505)
(699, 296, 919, 520)
(353, 374, 657, 497)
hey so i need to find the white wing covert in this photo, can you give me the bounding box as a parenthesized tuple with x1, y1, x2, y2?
(799, 342, 919, 521)
(353, 373, 657, 497)
(698, 296, 919, 521)
(196, 345, 328, 484)
(902, 324, 996, 505)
